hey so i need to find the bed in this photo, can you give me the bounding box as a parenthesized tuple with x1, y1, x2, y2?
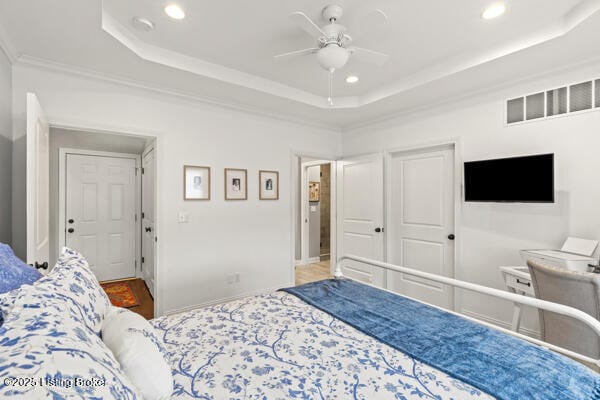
(152, 288, 492, 399)
(1, 248, 599, 399)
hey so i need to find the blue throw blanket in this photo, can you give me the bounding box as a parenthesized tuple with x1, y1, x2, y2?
(282, 279, 600, 400)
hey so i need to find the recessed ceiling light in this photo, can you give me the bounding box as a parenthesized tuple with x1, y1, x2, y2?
(481, 3, 506, 20)
(164, 4, 185, 20)
(345, 75, 359, 84)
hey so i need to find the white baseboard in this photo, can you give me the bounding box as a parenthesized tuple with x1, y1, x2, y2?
(164, 285, 282, 316)
(296, 257, 321, 266)
(462, 309, 541, 339)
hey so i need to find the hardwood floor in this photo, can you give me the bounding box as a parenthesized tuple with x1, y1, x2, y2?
(127, 278, 154, 320)
(101, 278, 154, 320)
(295, 260, 333, 286)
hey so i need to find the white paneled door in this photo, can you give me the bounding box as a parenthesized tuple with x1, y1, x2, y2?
(141, 148, 156, 296)
(26, 93, 50, 268)
(338, 154, 385, 286)
(388, 146, 455, 309)
(65, 154, 137, 281)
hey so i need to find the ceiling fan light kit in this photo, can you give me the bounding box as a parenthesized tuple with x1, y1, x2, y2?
(275, 4, 389, 105)
(317, 45, 349, 71)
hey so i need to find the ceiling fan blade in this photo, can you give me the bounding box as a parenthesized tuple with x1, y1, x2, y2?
(352, 9, 388, 40)
(348, 47, 390, 66)
(289, 11, 326, 38)
(274, 48, 319, 59)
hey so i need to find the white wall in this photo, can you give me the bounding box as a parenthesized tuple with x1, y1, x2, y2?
(48, 128, 149, 267)
(11, 63, 341, 315)
(343, 60, 600, 334)
(307, 165, 321, 259)
(0, 49, 11, 245)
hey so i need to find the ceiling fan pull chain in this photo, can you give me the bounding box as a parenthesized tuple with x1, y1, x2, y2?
(328, 68, 334, 105)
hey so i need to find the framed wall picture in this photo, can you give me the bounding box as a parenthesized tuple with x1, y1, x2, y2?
(309, 181, 320, 202)
(259, 170, 279, 200)
(225, 168, 248, 200)
(184, 165, 211, 200)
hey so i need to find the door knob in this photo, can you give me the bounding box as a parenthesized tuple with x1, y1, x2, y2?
(374, 227, 382, 233)
(68, 228, 75, 233)
(34, 261, 48, 270)
(68, 219, 74, 224)
(448, 234, 455, 240)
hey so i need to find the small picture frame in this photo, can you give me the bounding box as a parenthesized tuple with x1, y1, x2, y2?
(184, 165, 211, 200)
(309, 181, 320, 202)
(225, 168, 248, 200)
(259, 170, 279, 200)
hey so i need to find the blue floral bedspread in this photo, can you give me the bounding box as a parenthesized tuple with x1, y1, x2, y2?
(151, 291, 492, 399)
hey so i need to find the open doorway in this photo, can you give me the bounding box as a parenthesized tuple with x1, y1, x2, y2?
(293, 157, 336, 286)
(50, 128, 157, 319)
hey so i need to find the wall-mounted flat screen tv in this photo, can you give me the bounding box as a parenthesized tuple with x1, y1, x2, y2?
(464, 153, 554, 203)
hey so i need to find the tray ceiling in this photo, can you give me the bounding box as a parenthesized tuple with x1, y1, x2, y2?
(101, 0, 597, 108)
(0, 1, 599, 128)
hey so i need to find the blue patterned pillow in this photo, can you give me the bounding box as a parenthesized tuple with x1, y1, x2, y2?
(0, 243, 42, 294)
(0, 284, 141, 398)
(0, 247, 111, 336)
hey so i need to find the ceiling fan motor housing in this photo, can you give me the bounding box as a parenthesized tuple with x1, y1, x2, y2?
(322, 4, 344, 22)
(321, 23, 346, 42)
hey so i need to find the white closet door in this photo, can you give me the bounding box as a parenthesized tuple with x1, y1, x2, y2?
(66, 154, 136, 281)
(26, 93, 50, 267)
(337, 154, 385, 286)
(388, 146, 455, 309)
(142, 148, 156, 296)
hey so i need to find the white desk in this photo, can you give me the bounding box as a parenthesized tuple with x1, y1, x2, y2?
(500, 266, 534, 332)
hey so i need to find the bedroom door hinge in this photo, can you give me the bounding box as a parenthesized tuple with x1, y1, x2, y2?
(141, 167, 145, 174)
(141, 256, 145, 264)
(141, 212, 145, 219)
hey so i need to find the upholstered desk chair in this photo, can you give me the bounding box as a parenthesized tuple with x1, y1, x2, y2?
(527, 260, 600, 360)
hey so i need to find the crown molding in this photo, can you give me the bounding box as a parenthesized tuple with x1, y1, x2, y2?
(358, 0, 600, 107)
(15, 54, 341, 133)
(101, 0, 600, 111)
(342, 54, 600, 133)
(102, 10, 356, 110)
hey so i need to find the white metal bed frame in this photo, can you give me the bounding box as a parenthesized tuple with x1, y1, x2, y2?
(335, 254, 600, 368)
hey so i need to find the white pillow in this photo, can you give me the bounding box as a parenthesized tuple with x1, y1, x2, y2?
(0, 292, 142, 399)
(102, 306, 173, 400)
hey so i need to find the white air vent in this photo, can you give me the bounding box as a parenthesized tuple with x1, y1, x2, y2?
(507, 97, 524, 124)
(570, 81, 592, 112)
(526, 92, 544, 120)
(507, 78, 599, 125)
(546, 87, 567, 117)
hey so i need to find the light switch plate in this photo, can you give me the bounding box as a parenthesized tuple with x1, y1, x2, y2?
(178, 212, 189, 223)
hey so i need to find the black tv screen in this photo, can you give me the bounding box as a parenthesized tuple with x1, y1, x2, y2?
(464, 154, 554, 202)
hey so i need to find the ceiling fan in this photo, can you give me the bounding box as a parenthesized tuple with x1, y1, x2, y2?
(275, 4, 389, 105)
